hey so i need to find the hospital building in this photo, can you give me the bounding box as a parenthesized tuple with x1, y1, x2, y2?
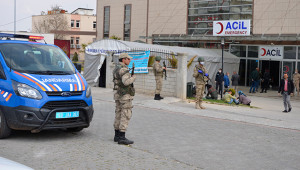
(96, 0, 300, 88)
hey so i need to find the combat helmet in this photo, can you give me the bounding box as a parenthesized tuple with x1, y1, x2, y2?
(198, 57, 204, 62)
(155, 56, 161, 61)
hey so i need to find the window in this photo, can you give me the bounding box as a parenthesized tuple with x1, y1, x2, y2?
(76, 37, 80, 49)
(76, 20, 80, 28)
(103, 6, 110, 38)
(124, 4, 131, 41)
(93, 21, 96, 29)
(248, 46, 258, 58)
(188, 0, 253, 35)
(284, 46, 296, 59)
(70, 37, 75, 48)
(0, 44, 75, 74)
(71, 20, 74, 28)
(230, 45, 246, 57)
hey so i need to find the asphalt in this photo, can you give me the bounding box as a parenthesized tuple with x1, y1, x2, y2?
(92, 86, 300, 131)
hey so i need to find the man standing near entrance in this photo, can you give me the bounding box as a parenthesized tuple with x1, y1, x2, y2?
(112, 53, 136, 145)
(249, 67, 259, 93)
(278, 73, 294, 112)
(260, 69, 270, 93)
(231, 71, 240, 96)
(215, 68, 224, 95)
(293, 69, 300, 96)
(153, 56, 166, 100)
(193, 57, 208, 109)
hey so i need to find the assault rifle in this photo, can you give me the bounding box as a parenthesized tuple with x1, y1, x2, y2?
(131, 62, 135, 76)
(198, 68, 211, 83)
(131, 62, 135, 87)
(163, 61, 167, 80)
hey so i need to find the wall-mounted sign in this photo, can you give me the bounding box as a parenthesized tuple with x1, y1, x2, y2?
(213, 20, 250, 36)
(259, 46, 283, 59)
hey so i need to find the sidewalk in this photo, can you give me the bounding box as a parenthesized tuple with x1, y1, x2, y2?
(92, 87, 300, 131)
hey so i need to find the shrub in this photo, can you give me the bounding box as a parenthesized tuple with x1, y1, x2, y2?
(168, 54, 178, 68)
(72, 52, 78, 62)
(148, 56, 155, 67)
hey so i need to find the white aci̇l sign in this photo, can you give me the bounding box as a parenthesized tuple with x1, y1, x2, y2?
(213, 20, 250, 36)
(259, 46, 283, 59)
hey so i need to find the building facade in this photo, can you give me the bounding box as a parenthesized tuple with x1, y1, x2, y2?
(97, 0, 300, 87)
(32, 8, 97, 61)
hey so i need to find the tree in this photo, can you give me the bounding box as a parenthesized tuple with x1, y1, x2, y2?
(109, 35, 121, 40)
(33, 5, 69, 39)
(72, 52, 79, 62)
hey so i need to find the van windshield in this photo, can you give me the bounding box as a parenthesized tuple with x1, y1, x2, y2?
(0, 43, 75, 75)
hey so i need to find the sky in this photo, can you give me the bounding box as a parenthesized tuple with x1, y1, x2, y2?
(0, 0, 96, 32)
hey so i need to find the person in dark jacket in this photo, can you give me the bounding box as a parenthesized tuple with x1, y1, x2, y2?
(260, 69, 270, 93)
(278, 73, 294, 112)
(249, 67, 259, 93)
(215, 68, 224, 95)
(205, 84, 218, 100)
(231, 71, 240, 96)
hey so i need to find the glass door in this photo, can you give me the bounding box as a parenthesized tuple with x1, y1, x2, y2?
(282, 61, 296, 80)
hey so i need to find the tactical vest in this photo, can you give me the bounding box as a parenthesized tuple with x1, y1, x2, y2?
(113, 65, 135, 96)
(153, 63, 163, 77)
(196, 64, 205, 81)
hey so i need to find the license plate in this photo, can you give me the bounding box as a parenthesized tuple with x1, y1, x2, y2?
(56, 111, 79, 119)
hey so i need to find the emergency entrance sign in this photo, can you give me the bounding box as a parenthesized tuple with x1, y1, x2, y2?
(213, 20, 250, 36)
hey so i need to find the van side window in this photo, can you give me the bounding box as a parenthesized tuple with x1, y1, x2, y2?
(0, 61, 6, 80)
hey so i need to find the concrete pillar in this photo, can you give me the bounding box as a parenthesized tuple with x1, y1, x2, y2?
(176, 53, 187, 100)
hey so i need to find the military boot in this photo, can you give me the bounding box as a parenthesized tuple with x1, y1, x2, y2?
(118, 132, 134, 145)
(195, 102, 201, 109)
(199, 102, 206, 109)
(114, 129, 120, 142)
(154, 94, 161, 100)
(159, 94, 164, 100)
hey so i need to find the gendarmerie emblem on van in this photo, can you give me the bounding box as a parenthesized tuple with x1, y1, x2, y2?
(61, 92, 72, 97)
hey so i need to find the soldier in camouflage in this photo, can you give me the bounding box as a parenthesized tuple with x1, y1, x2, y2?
(153, 56, 166, 100)
(112, 53, 136, 145)
(193, 57, 209, 109)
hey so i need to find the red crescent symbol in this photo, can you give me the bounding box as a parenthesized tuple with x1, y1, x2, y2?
(283, 65, 289, 73)
(261, 48, 266, 56)
(216, 22, 223, 34)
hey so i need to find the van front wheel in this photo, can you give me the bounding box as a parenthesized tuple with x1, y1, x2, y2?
(0, 110, 12, 139)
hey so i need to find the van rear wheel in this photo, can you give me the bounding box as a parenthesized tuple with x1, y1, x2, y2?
(0, 110, 12, 139)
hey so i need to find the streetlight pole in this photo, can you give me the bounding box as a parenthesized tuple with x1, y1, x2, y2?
(14, 0, 16, 34)
(221, 37, 225, 99)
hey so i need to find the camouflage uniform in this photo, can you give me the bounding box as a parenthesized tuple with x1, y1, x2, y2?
(293, 71, 300, 95)
(153, 58, 164, 100)
(193, 59, 208, 109)
(112, 53, 136, 145)
(113, 62, 136, 132)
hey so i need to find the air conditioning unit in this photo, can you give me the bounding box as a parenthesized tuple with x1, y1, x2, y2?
(70, 44, 75, 49)
(76, 44, 81, 49)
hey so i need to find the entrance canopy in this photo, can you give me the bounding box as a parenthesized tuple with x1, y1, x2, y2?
(85, 39, 131, 55)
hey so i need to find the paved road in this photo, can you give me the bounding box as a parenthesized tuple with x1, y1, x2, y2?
(0, 87, 300, 169)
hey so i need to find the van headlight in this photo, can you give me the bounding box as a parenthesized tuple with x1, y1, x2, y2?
(86, 85, 91, 98)
(12, 81, 42, 100)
